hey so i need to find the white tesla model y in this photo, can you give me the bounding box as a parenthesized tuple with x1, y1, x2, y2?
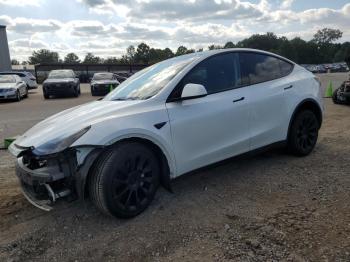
(9, 49, 323, 218)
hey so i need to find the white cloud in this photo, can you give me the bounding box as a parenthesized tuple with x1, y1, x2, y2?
(280, 0, 294, 9)
(3, 1, 350, 61)
(0, 0, 42, 7)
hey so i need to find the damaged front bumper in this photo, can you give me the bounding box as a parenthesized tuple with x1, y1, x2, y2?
(15, 156, 72, 211)
(9, 141, 103, 211)
(10, 143, 80, 211)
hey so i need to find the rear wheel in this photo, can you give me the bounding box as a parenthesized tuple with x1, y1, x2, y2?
(288, 110, 319, 156)
(89, 142, 160, 218)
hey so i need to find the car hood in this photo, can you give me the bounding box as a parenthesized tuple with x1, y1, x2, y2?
(92, 80, 119, 85)
(44, 78, 75, 84)
(0, 83, 16, 88)
(14, 100, 142, 149)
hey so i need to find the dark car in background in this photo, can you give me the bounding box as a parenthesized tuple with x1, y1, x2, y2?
(90, 72, 120, 96)
(0, 71, 38, 89)
(43, 70, 80, 99)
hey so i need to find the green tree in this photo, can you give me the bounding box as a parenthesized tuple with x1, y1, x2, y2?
(135, 43, 150, 64)
(176, 46, 188, 56)
(312, 28, 343, 45)
(276, 37, 297, 62)
(83, 53, 102, 64)
(333, 42, 350, 62)
(104, 57, 119, 64)
(224, 41, 235, 49)
(28, 49, 59, 64)
(175, 46, 194, 56)
(11, 59, 20, 65)
(163, 48, 174, 59)
(126, 45, 136, 64)
(237, 32, 281, 52)
(208, 44, 222, 50)
(64, 53, 80, 64)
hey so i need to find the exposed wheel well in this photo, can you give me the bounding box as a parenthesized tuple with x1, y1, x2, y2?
(84, 137, 172, 198)
(288, 99, 323, 139)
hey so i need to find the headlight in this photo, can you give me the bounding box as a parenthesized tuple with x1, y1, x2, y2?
(32, 126, 91, 155)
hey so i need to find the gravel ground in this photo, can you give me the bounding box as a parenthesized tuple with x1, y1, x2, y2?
(0, 98, 350, 262)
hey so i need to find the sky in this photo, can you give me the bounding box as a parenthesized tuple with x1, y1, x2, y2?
(0, 0, 349, 62)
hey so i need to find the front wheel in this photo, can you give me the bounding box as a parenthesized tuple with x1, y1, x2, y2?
(43, 91, 49, 99)
(73, 87, 79, 97)
(15, 90, 21, 102)
(23, 86, 29, 98)
(288, 110, 319, 156)
(89, 142, 160, 218)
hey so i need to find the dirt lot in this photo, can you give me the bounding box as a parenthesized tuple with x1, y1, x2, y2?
(0, 98, 350, 261)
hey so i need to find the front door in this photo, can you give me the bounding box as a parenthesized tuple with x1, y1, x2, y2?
(166, 52, 251, 176)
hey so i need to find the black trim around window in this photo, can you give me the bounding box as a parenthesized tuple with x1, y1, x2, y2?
(166, 50, 295, 103)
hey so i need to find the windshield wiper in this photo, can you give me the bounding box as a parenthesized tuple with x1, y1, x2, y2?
(112, 97, 139, 101)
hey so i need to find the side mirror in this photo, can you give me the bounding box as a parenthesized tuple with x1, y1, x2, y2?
(181, 83, 207, 100)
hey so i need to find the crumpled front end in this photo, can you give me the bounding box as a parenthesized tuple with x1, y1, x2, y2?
(10, 144, 79, 211)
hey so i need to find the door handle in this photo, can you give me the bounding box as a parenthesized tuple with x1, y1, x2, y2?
(284, 85, 293, 90)
(233, 97, 245, 103)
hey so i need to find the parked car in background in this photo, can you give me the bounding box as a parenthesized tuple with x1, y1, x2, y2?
(115, 73, 128, 83)
(333, 80, 350, 105)
(43, 70, 80, 99)
(0, 71, 38, 89)
(0, 74, 28, 101)
(9, 49, 323, 218)
(90, 72, 120, 96)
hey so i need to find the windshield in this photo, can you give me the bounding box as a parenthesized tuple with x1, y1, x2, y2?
(48, 70, 74, 79)
(104, 54, 201, 101)
(0, 75, 15, 83)
(93, 73, 113, 80)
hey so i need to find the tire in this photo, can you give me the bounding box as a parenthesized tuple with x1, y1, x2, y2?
(288, 110, 319, 156)
(15, 90, 21, 102)
(23, 86, 29, 98)
(332, 88, 340, 104)
(43, 91, 49, 99)
(332, 88, 347, 105)
(73, 88, 79, 97)
(89, 142, 160, 218)
(78, 84, 81, 95)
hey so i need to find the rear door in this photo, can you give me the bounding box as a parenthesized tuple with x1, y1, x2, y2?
(166, 52, 251, 175)
(239, 52, 294, 149)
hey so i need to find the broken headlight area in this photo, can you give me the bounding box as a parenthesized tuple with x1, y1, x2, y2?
(16, 148, 79, 211)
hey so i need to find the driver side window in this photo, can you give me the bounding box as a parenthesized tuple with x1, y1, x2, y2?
(170, 53, 241, 99)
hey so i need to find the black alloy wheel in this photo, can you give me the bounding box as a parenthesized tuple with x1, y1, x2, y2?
(288, 110, 319, 156)
(89, 142, 160, 218)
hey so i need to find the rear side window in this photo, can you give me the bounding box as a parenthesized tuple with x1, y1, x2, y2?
(176, 53, 241, 95)
(239, 52, 293, 85)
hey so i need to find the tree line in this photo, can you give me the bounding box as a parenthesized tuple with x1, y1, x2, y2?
(12, 28, 350, 66)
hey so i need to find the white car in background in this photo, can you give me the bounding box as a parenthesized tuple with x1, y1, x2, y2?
(0, 74, 28, 101)
(0, 71, 38, 89)
(9, 49, 323, 218)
